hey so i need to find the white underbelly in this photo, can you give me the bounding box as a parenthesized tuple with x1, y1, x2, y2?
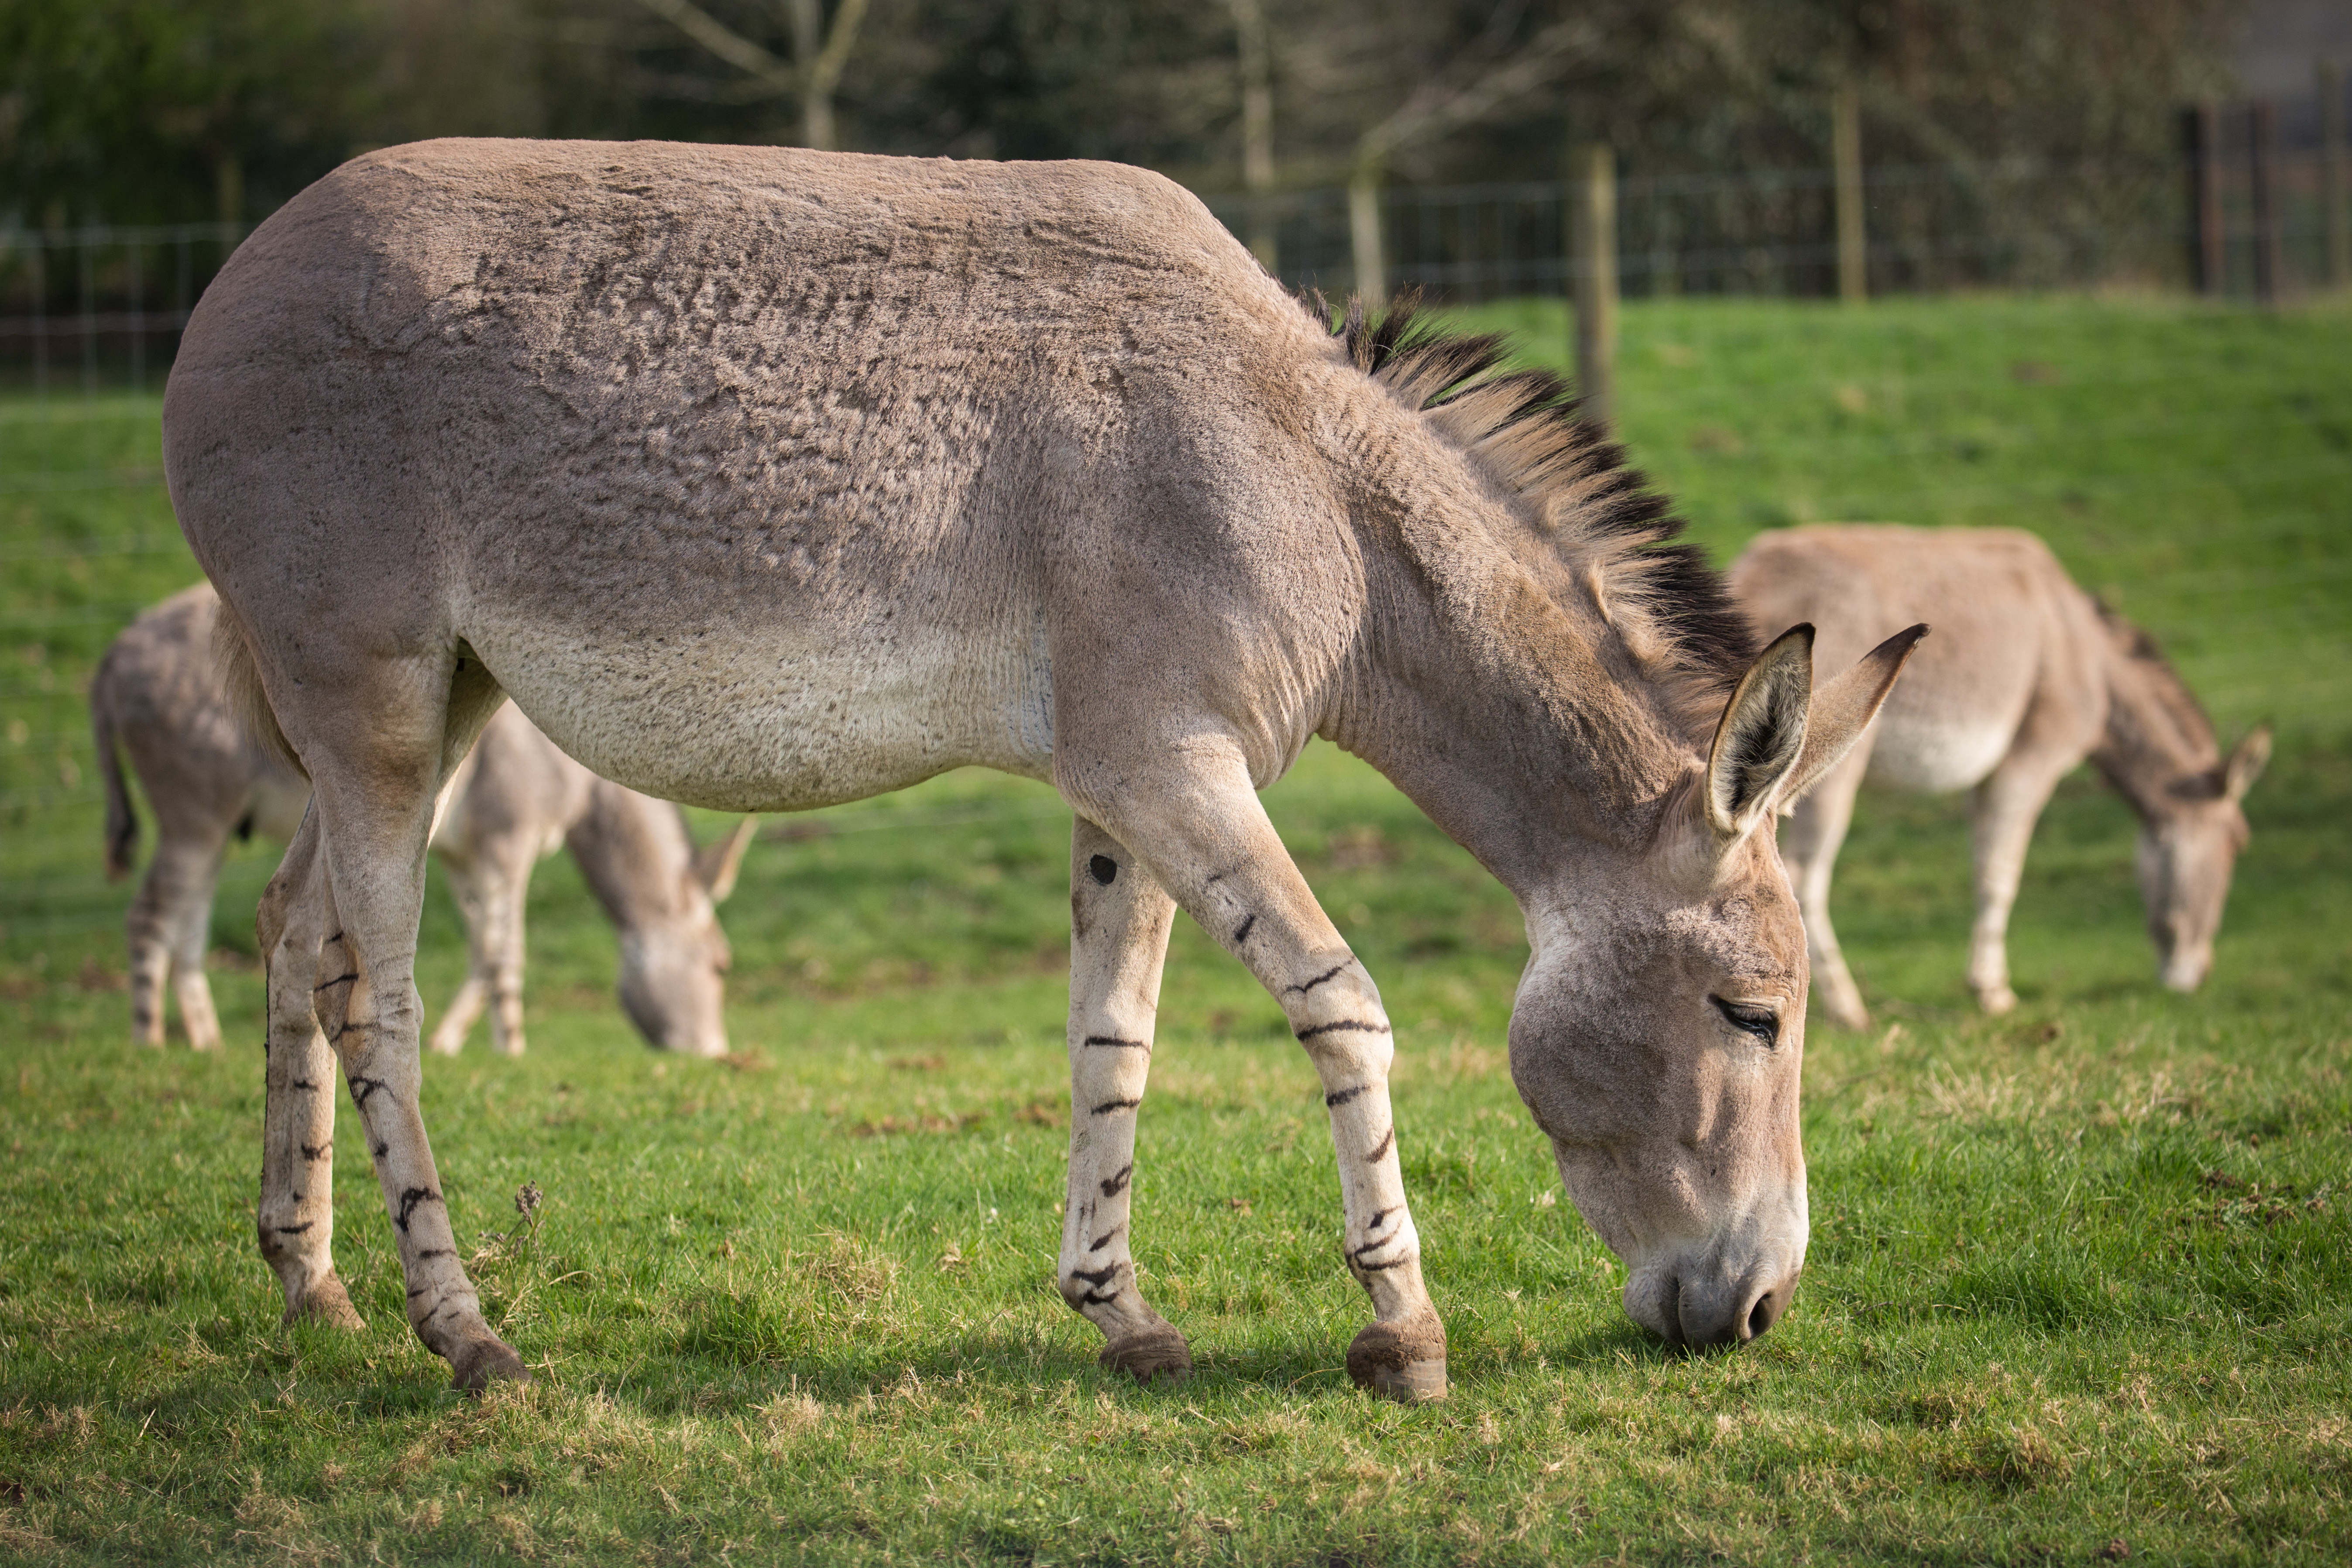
(468, 614, 1056, 813)
(1864, 711, 2018, 794)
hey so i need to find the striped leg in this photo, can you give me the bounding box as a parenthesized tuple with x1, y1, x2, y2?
(308, 794, 526, 1392)
(1056, 819, 1187, 1381)
(1077, 749, 1446, 1402)
(255, 811, 364, 1328)
(127, 832, 225, 1048)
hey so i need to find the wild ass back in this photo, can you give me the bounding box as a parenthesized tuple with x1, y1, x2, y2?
(167, 139, 1921, 1396)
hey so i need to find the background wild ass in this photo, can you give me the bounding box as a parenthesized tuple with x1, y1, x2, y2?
(166, 139, 1921, 1398)
(91, 583, 755, 1056)
(1732, 525, 2269, 1029)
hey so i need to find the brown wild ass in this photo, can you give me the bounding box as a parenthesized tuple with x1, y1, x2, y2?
(92, 582, 755, 1056)
(167, 140, 1923, 1397)
(1732, 525, 2269, 1030)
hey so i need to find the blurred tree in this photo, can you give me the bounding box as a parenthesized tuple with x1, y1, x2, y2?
(0, 0, 381, 224)
(0, 0, 2252, 226)
(629, 0, 871, 148)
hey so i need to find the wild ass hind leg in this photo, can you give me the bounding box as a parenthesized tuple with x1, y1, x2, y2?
(1057, 819, 1188, 1383)
(1781, 749, 1871, 1031)
(1966, 751, 2068, 1016)
(296, 672, 525, 1391)
(126, 829, 228, 1048)
(427, 862, 490, 1056)
(1074, 748, 1446, 1403)
(255, 809, 365, 1328)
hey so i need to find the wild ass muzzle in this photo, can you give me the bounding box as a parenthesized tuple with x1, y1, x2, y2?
(90, 583, 754, 1056)
(1732, 524, 2269, 1029)
(165, 139, 1923, 1396)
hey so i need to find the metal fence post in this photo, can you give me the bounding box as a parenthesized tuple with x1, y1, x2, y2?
(1834, 83, 1867, 304)
(1573, 144, 1617, 427)
(2323, 59, 2349, 291)
(1349, 163, 1386, 308)
(2189, 102, 2225, 296)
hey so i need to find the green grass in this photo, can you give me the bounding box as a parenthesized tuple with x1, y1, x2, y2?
(3, 294, 2350, 1563)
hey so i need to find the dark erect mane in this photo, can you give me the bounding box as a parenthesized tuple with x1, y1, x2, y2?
(1318, 291, 1755, 697)
(2093, 599, 2219, 762)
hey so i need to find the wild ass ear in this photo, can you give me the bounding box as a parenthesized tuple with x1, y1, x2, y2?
(1704, 625, 1815, 843)
(693, 817, 759, 903)
(1779, 624, 1930, 806)
(2223, 724, 2271, 803)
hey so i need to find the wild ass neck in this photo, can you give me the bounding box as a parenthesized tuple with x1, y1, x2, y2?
(2091, 615, 2219, 820)
(1322, 454, 1701, 898)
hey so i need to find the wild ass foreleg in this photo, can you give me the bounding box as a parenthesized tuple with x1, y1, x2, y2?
(254, 812, 364, 1327)
(311, 803, 528, 1391)
(1966, 755, 2066, 1015)
(1781, 751, 1870, 1031)
(1085, 757, 1446, 1403)
(1056, 819, 1187, 1382)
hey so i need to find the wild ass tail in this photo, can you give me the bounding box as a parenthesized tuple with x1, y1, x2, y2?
(211, 593, 307, 779)
(90, 665, 139, 882)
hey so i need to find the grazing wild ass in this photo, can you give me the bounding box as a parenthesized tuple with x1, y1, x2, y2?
(91, 583, 754, 1056)
(168, 140, 1923, 1397)
(1732, 525, 2269, 1029)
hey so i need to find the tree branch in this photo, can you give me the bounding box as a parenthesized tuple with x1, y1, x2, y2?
(807, 0, 870, 100)
(1355, 16, 1604, 169)
(634, 0, 792, 89)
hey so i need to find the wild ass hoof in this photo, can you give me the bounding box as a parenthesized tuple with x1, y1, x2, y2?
(1347, 1315, 1448, 1403)
(283, 1269, 368, 1331)
(1973, 984, 2018, 1016)
(449, 1334, 531, 1394)
(1099, 1324, 1192, 1386)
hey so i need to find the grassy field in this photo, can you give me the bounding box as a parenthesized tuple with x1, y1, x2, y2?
(2, 293, 2349, 1564)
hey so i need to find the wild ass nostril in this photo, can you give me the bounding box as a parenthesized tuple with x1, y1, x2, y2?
(1744, 1278, 1793, 1341)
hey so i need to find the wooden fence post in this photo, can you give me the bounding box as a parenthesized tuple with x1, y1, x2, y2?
(1349, 163, 1386, 308)
(2189, 101, 2224, 296)
(2323, 59, 2349, 291)
(2251, 99, 2281, 304)
(1573, 143, 1618, 426)
(1833, 83, 1866, 304)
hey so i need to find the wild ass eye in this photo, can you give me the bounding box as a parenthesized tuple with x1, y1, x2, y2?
(1711, 996, 1781, 1045)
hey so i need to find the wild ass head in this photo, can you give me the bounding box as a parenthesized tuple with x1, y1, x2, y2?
(2091, 607, 2270, 993)
(1507, 624, 1926, 1347)
(2134, 724, 2269, 992)
(587, 805, 756, 1057)
(1339, 300, 1928, 1349)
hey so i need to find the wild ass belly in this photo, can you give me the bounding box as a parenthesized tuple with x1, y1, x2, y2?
(1864, 708, 2020, 795)
(465, 610, 1058, 814)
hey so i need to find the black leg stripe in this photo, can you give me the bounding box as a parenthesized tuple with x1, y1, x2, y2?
(1090, 1098, 1141, 1116)
(1366, 1126, 1396, 1163)
(1285, 961, 1353, 995)
(1325, 1085, 1367, 1108)
(1296, 1020, 1390, 1042)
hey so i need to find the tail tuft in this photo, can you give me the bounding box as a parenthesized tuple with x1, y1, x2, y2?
(92, 671, 138, 881)
(212, 594, 307, 778)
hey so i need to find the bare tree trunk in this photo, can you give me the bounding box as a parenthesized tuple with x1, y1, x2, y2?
(1833, 82, 1866, 305)
(791, 0, 831, 150)
(1573, 144, 1617, 427)
(1349, 163, 1386, 308)
(1228, 0, 1277, 271)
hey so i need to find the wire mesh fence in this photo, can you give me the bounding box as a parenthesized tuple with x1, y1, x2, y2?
(1205, 134, 2349, 307)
